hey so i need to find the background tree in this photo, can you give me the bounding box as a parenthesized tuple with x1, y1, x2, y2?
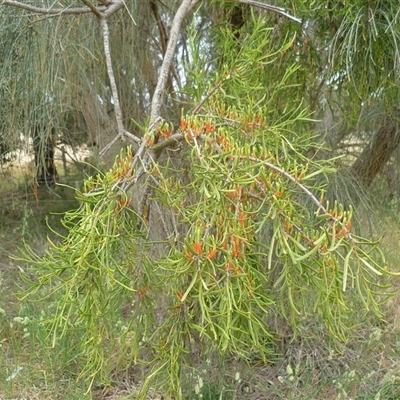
(284, 0, 400, 191)
(0, 1, 185, 170)
(1, 0, 399, 192)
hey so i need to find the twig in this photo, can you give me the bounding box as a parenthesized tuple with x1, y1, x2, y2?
(0, 0, 107, 14)
(123, 130, 141, 144)
(99, 134, 119, 158)
(99, 14, 141, 157)
(100, 17, 125, 139)
(192, 79, 223, 115)
(0, 0, 124, 18)
(235, 0, 302, 23)
(150, 133, 184, 153)
(103, 0, 124, 17)
(81, 0, 102, 18)
(248, 156, 326, 212)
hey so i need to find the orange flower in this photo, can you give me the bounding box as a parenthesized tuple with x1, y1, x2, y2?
(207, 248, 217, 260)
(159, 129, 171, 138)
(336, 227, 348, 238)
(226, 261, 234, 272)
(187, 129, 197, 139)
(193, 242, 202, 255)
(145, 135, 154, 146)
(180, 119, 187, 130)
(239, 211, 247, 227)
(204, 122, 215, 133)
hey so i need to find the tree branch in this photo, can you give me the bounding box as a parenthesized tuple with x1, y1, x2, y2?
(0, 0, 124, 17)
(81, 0, 102, 18)
(99, 13, 140, 157)
(131, 0, 199, 167)
(150, 133, 185, 153)
(0, 0, 107, 15)
(149, 0, 200, 124)
(100, 17, 124, 136)
(103, 0, 124, 17)
(248, 156, 325, 212)
(235, 0, 301, 23)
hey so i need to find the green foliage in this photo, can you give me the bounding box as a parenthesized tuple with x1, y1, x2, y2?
(329, 0, 400, 94)
(18, 12, 393, 400)
(289, 0, 400, 124)
(19, 148, 155, 388)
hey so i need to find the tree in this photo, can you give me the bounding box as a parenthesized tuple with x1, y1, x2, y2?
(284, 0, 400, 189)
(3, 0, 396, 398)
(0, 0, 177, 169)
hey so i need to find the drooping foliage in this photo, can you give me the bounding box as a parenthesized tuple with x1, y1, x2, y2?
(0, 1, 184, 167)
(18, 10, 393, 398)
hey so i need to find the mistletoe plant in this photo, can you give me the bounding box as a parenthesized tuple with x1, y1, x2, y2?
(19, 11, 392, 399)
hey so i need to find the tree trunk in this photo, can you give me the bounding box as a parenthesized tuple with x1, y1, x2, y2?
(33, 124, 59, 187)
(350, 116, 400, 188)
